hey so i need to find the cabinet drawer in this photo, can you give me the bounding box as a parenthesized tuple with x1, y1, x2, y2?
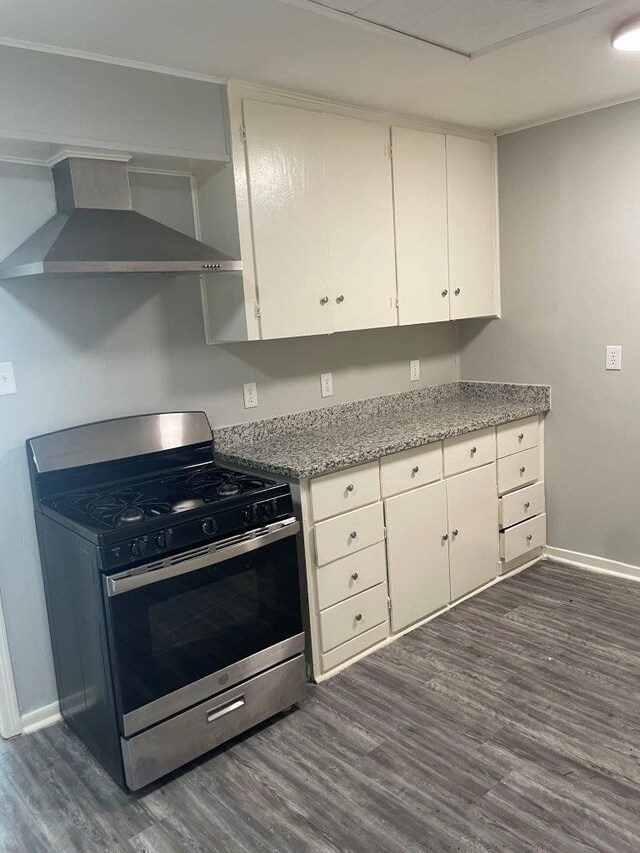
(499, 481, 545, 529)
(310, 461, 380, 522)
(443, 427, 496, 477)
(380, 444, 442, 498)
(322, 621, 388, 673)
(320, 583, 388, 652)
(497, 447, 539, 495)
(314, 502, 385, 566)
(497, 416, 539, 458)
(500, 513, 546, 563)
(316, 541, 387, 610)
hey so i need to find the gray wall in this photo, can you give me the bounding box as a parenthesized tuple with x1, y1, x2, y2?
(0, 161, 459, 715)
(459, 98, 640, 566)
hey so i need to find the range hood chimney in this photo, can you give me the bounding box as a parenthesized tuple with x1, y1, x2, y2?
(0, 157, 242, 279)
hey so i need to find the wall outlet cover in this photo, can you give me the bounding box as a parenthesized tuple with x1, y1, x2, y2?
(320, 372, 334, 398)
(605, 345, 622, 371)
(243, 381, 258, 408)
(410, 359, 420, 382)
(0, 362, 17, 396)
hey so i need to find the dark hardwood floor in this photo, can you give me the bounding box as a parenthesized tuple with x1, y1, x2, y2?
(3, 559, 640, 852)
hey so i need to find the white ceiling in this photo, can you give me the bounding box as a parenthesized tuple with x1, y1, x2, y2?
(1, 0, 640, 132)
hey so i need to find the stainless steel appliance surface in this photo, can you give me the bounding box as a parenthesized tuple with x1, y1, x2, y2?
(0, 157, 242, 279)
(27, 411, 306, 790)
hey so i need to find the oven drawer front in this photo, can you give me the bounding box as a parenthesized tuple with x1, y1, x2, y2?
(310, 461, 380, 522)
(121, 654, 306, 790)
(314, 502, 385, 566)
(320, 583, 388, 652)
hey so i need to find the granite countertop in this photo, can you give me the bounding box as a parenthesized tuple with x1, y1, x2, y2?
(214, 381, 551, 480)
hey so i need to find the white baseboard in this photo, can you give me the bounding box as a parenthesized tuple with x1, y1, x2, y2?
(544, 545, 640, 583)
(21, 701, 61, 734)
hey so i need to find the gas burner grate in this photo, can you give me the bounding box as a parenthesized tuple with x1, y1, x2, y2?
(67, 486, 173, 529)
(167, 467, 269, 502)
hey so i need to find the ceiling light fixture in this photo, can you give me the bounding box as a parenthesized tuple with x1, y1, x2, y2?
(612, 17, 640, 51)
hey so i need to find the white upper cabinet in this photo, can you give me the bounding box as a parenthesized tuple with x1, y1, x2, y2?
(446, 135, 499, 320)
(391, 126, 449, 325)
(323, 114, 397, 332)
(242, 99, 332, 339)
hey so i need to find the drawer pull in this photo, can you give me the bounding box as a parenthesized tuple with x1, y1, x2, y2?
(351, 572, 359, 581)
(320, 295, 329, 305)
(442, 533, 449, 541)
(524, 501, 530, 510)
(454, 288, 461, 295)
(470, 446, 477, 455)
(207, 696, 245, 724)
(336, 294, 345, 303)
(355, 613, 363, 622)
(518, 433, 525, 440)
(520, 466, 526, 474)
(441, 289, 448, 297)
(349, 531, 358, 539)
(452, 529, 459, 537)
(412, 465, 420, 474)
(346, 483, 354, 492)
(526, 534, 533, 543)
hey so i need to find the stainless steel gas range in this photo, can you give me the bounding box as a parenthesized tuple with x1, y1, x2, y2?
(27, 412, 306, 790)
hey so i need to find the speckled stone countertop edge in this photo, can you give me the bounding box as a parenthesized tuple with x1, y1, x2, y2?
(214, 390, 550, 479)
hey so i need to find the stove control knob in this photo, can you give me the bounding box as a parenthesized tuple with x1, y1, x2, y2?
(129, 537, 146, 559)
(261, 500, 276, 519)
(156, 531, 169, 550)
(242, 506, 256, 525)
(202, 518, 218, 536)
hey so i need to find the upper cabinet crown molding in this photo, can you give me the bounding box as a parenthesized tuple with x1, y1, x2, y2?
(201, 87, 500, 343)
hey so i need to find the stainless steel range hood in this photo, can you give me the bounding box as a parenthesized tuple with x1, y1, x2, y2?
(0, 157, 242, 279)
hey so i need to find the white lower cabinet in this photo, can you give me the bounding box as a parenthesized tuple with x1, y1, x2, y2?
(447, 464, 500, 600)
(385, 481, 450, 632)
(304, 416, 545, 679)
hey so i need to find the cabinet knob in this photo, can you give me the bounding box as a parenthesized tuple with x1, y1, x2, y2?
(524, 501, 530, 510)
(442, 533, 449, 541)
(350, 530, 358, 539)
(520, 466, 526, 474)
(320, 296, 329, 305)
(346, 483, 354, 492)
(454, 288, 461, 296)
(518, 433, 525, 440)
(336, 294, 345, 303)
(526, 534, 533, 543)
(355, 613, 363, 622)
(351, 572, 359, 581)
(452, 529, 459, 537)
(442, 289, 448, 297)
(412, 465, 419, 474)
(470, 446, 477, 455)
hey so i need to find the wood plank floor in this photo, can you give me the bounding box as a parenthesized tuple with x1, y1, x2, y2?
(3, 559, 640, 852)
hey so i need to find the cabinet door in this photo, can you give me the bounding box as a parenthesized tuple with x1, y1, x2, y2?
(391, 127, 449, 325)
(323, 113, 397, 332)
(385, 481, 450, 632)
(243, 100, 332, 339)
(447, 464, 499, 600)
(446, 136, 498, 320)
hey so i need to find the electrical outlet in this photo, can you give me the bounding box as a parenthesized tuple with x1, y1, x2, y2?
(320, 372, 333, 398)
(410, 360, 420, 382)
(0, 362, 17, 396)
(605, 345, 622, 371)
(243, 382, 258, 408)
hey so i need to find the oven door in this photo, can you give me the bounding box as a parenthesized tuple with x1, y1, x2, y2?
(104, 518, 304, 736)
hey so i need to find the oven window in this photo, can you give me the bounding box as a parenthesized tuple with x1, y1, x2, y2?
(107, 535, 302, 717)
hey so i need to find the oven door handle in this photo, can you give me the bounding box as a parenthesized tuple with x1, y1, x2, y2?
(105, 518, 300, 597)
